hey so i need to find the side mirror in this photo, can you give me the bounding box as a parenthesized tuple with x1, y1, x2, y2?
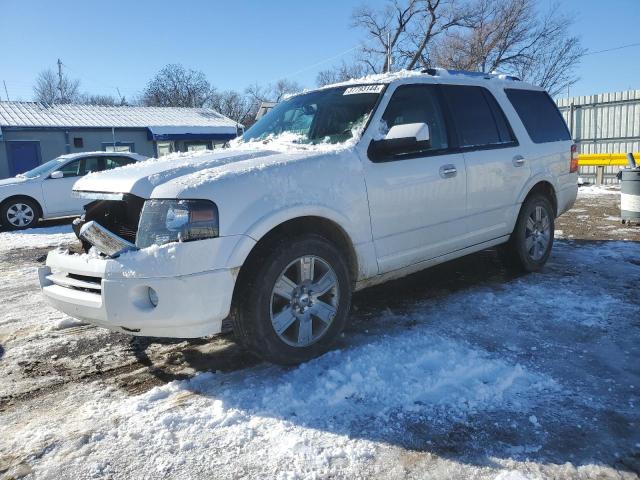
(368, 122, 431, 162)
(50, 170, 64, 179)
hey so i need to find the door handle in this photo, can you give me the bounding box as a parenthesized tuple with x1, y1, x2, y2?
(439, 164, 457, 178)
(512, 155, 525, 167)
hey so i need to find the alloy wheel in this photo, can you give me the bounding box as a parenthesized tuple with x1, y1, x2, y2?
(270, 255, 340, 347)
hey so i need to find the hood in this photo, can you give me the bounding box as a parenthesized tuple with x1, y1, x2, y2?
(72, 148, 318, 198)
(0, 176, 32, 187)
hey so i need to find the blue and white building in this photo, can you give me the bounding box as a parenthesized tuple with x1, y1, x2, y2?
(0, 102, 241, 179)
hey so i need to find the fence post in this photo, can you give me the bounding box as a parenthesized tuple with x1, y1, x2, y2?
(596, 166, 604, 185)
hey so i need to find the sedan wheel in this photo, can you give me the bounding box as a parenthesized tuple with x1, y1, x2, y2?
(3, 201, 37, 229)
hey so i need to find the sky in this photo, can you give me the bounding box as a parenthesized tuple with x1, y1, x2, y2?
(1, 0, 639, 102)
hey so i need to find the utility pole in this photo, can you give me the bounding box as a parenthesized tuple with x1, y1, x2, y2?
(385, 32, 392, 73)
(57, 58, 64, 102)
(2, 80, 9, 101)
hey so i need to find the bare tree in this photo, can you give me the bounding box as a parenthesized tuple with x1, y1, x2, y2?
(141, 64, 214, 107)
(245, 79, 302, 104)
(316, 61, 368, 86)
(351, 0, 468, 72)
(432, 0, 585, 95)
(33, 69, 80, 104)
(352, 0, 423, 73)
(211, 90, 256, 126)
(77, 93, 126, 106)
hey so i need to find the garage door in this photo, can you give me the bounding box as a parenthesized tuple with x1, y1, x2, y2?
(7, 141, 42, 176)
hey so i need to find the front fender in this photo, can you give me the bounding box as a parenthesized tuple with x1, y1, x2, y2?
(224, 204, 378, 280)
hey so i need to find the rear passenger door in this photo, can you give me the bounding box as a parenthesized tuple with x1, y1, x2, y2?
(441, 85, 528, 244)
(362, 84, 468, 273)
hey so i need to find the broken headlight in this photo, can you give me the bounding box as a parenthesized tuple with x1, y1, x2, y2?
(135, 199, 219, 249)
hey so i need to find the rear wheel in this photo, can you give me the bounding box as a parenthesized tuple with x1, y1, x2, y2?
(1, 198, 39, 230)
(499, 194, 554, 272)
(232, 234, 351, 365)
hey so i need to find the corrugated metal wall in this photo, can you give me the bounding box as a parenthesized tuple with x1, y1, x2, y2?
(556, 90, 640, 184)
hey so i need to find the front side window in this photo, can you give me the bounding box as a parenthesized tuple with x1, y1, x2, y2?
(441, 85, 515, 148)
(505, 89, 571, 143)
(380, 84, 449, 153)
(242, 85, 383, 145)
(58, 159, 82, 177)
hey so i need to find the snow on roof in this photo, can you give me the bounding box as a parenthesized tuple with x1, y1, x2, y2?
(0, 101, 239, 131)
(317, 68, 535, 92)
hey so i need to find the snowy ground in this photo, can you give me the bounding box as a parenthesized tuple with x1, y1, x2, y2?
(1, 189, 640, 479)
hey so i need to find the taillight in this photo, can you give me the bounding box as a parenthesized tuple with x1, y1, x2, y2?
(570, 144, 579, 173)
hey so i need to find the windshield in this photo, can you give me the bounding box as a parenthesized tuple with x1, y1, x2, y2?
(242, 85, 384, 145)
(19, 157, 66, 178)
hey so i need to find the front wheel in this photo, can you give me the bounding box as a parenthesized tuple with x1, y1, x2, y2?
(1, 198, 39, 230)
(232, 234, 352, 365)
(499, 194, 555, 272)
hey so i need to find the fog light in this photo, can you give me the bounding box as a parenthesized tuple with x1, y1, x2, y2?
(148, 287, 159, 307)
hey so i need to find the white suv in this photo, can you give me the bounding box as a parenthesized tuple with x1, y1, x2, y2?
(39, 69, 578, 364)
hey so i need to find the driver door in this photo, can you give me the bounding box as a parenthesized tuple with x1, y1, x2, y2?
(362, 84, 468, 273)
(41, 156, 102, 215)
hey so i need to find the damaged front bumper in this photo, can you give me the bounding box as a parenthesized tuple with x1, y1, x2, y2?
(38, 236, 254, 338)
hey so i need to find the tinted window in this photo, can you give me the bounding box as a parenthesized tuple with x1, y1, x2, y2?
(442, 85, 515, 148)
(81, 157, 101, 175)
(381, 84, 449, 152)
(505, 89, 571, 143)
(105, 156, 135, 169)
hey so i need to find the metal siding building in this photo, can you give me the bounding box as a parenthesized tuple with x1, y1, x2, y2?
(0, 102, 241, 179)
(556, 90, 640, 184)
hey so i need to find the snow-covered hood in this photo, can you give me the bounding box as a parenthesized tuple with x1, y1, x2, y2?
(72, 148, 325, 199)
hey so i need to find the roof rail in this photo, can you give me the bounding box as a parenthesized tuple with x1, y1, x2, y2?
(421, 67, 520, 82)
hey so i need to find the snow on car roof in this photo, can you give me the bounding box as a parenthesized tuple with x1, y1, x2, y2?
(56, 151, 147, 160)
(316, 68, 539, 92)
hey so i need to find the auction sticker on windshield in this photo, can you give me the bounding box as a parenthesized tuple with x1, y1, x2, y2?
(343, 85, 385, 95)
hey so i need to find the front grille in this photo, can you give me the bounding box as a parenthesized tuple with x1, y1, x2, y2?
(47, 271, 102, 294)
(77, 194, 145, 252)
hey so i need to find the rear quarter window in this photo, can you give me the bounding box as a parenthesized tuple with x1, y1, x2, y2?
(505, 89, 571, 143)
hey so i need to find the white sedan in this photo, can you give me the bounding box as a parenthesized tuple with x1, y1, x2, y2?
(0, 151, 147, 230)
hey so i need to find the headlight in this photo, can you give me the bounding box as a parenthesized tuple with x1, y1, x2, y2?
(136, 199, 219, 248)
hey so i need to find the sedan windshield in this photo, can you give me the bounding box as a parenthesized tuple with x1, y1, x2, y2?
(19, 157, 65, 178)
(242, 85, 384, 145)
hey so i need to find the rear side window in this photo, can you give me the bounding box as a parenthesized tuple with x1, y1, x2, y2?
(505, 89, 571, 143)
(441, 85, 516, 148)
(105, 156, 136, 169)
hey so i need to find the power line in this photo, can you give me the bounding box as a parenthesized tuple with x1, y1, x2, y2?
(583, 42, 640, 56)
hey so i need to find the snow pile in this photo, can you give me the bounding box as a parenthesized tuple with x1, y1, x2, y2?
(0, 224, 75, 253)
(577, 184, 620, 196)
(2, 331, 555, 478)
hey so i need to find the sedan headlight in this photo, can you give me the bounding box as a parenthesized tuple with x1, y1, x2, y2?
(136, 199, 219, 248)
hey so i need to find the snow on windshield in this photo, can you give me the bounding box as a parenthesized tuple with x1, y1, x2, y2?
(240, 86, 382, 148)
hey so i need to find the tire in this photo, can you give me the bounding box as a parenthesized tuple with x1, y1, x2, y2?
(1, 197, 39, 230)
(232, 233, 352, 365)
(499, 194, 554, 272)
